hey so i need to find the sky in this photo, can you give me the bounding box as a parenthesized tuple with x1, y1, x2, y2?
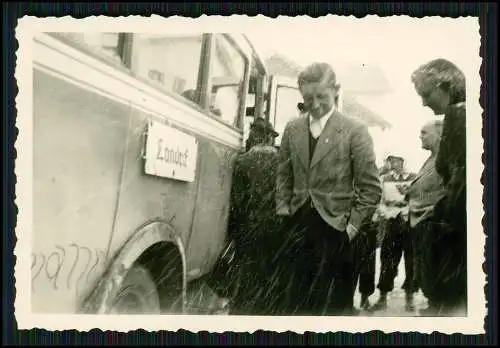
(246, 16, 480, 172)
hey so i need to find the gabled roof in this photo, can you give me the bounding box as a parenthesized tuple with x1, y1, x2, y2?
(265, 54, 303, 78)
(342, 94, 392, 129)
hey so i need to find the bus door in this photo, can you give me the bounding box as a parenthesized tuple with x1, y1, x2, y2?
(266, 76, 303, 148)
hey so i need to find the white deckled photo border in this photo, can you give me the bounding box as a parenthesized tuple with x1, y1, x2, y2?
(14, 15, 486, 334)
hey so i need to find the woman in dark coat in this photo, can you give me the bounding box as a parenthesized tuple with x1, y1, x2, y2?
(411, 58, 467, 316)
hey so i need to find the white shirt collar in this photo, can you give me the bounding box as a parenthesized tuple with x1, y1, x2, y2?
(309, 105, 335, 138)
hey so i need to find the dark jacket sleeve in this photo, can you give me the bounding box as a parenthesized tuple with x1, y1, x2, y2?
(435, 118, 451, 185)
(446, 106, 467, 218)
(434, 104, 467, 226)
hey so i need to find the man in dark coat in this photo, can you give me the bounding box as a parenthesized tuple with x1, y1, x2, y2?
(404, 120, 446, 315)
(226, 117, 281, 315)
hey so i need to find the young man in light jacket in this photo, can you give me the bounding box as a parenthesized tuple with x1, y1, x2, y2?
(276, 62, 382, 316)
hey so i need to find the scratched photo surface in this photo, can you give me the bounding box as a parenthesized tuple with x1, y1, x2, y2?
(15, 15, 485, 333)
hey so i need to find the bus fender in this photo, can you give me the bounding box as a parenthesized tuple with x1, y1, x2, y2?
(79, 218, 187, 314)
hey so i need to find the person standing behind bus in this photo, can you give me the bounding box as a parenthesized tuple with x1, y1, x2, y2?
(276, 62, 382, 316)
(226, 117, 281, 315)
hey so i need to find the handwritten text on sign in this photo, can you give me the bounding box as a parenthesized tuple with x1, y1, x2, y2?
(145, 121, 198, 182)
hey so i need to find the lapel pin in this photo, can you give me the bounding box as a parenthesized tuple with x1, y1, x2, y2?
(325, 138, 330, 143)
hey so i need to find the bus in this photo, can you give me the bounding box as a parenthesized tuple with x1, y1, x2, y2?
(31, 32, 300, 315)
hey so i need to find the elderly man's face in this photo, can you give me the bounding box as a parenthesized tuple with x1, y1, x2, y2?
(420, 123, 441, 150)
(299, 81, 338, 120)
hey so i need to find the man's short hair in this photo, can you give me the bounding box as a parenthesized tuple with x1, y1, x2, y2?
(298, 62, 339, 89)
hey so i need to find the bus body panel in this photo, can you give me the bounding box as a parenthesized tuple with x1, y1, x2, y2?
(108, 105, 235, 281)
(32, 69, 130, 313)
(184, 139, 238, 277)
(33, 68, 241, 313)
(107, 107, 198, 257)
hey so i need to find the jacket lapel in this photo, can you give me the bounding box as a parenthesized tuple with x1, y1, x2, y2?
(310, 111, 343, 168)
(290, 117, 310, 170)
(411, 156, 434, 185)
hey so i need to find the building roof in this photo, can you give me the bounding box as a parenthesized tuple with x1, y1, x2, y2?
(342, 94, 392, 129)
(265, 54, 303, 78)
(264, 54, 392, 130)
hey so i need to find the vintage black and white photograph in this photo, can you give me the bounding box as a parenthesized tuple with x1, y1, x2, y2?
(14, 15, 484, 333)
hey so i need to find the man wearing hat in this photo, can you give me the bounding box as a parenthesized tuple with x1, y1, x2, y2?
(370, 154, 418, 312)
(226, 117, 282, 315)
(276, 62, 382, 315)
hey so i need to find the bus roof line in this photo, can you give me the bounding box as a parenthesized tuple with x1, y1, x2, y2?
(243, 34, 268, 76)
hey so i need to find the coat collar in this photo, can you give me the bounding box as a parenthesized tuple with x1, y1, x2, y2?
(308, 105, 335, 134)
(291, 110, 344, 169)
(410, 153, 436, 185)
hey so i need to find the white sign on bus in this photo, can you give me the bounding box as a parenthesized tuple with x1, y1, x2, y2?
(144, 121, 198, 182)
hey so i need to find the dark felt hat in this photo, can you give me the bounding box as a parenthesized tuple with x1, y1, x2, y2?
(251, 117, 279, 137)
(386, 155, 405, 162)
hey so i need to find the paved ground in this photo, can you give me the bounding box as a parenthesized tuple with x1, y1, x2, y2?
(185, 248, 429, 316)
(353, 248, 429, 316)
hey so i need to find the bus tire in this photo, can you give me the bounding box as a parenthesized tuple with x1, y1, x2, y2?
(109, 264, 161, 315)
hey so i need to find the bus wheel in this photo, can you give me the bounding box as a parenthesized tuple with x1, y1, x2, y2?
(109, 264, 161, 315)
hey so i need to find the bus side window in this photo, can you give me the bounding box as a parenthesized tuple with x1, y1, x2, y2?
(209, 35, 247, 128)
(56, 32, 124, 63)
(130, 34, 204, 106)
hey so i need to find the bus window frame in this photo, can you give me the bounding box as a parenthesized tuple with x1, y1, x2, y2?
(128, 33, 211, 114)
(47, 32, 133, 74)
(49, 32, 254, 135)
(267, 75, 301, 124)
(48, 32, 211, 116)
(207, 33, 251, 131)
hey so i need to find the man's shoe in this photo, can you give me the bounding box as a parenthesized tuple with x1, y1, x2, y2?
(419, 306, 439, 316)
(405, 293, 415, 312)
(360, 296, 372, 311)
(370, 296, 388, 311)
(405, 300, 415, 312)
